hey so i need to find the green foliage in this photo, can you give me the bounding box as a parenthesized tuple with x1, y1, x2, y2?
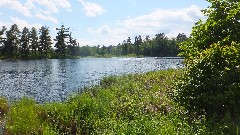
(6, 98, 42, 134)
(39, 103, 77, 134)
(39, 26, 52, 57)
(0, 97, 9, 117)
(4, 70, 208, 134)
(5, 98, 60, 135)
(0, 23, 186, 59)
(177, 42, 240, 115)
(20, 27, 30, 58)
(119, 33, 185, 57)
(30, 27, 39, 56)
(3, 24, 20, 58)
(0, 24, 80, 60)
(176, 1, 240, 132)
(54, 25, 70, 58)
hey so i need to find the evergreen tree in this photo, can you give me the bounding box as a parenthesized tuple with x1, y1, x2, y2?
(39, 26, 52, 57)
(142, 35, 152, 56)
(127, 37, 134, 54)
(3, 24, 20, 57)
(134, 35, 142, 56)
(68, 33, 78, 57)
(122, 40, 128, 55)
(30, 27, 38, 56)
(154, 33, 168, 56)
(20, 27, 30, 58)
(0, 26, 7, 55)
(0, 26, 6, 39)
(54, 24, 70, 58)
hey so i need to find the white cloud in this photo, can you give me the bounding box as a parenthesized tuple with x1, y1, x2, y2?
(28, 0, 71, 23)
(119, 5, 204, 37)
(0, 0, 71, 25)
(24, 0, 71, 14)
(77, 37, 126, 46)
(35, 14, 58, 24)
(88, 25, 129, 36)
(78, 0, 105, 17)
(24, 0, 35, 10)
(84, 5, 205, 46)
(0, 0, 32, 17)
(32, 0, 59, 13)
(10, 17, 42, 30)
(52, 0, 71, 10)
(36, 9, 52, 16)
(78, 25, 130, 46)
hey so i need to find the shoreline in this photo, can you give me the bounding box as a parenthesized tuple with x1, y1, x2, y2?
(0, 69, 208, 134)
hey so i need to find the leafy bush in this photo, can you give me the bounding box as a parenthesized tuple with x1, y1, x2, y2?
(176, 0, 240, 125)
(6, 98, 42, 134)
(176, 42, 240, 116)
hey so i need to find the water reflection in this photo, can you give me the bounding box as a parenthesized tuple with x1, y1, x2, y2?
(0, 58, 183, 103)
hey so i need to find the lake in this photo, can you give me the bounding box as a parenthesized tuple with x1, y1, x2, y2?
(0, 57, 183, 103)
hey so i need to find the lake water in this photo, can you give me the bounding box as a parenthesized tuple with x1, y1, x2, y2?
(0, 57, 183, 103)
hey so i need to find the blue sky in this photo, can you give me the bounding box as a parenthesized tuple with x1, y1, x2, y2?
(0, 0, 210, 46)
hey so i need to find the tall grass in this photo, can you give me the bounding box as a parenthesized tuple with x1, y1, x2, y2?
(2, 69, 208, 134)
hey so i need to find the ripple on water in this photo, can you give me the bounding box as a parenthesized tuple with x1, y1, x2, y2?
(0, 58, 183, 103)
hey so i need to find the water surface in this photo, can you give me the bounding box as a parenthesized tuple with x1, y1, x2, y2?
(0, 57, 183, 103)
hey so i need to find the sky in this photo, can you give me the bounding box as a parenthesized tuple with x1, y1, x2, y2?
(0, 0, 210, 46)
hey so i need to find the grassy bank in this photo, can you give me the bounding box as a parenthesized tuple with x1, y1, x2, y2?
(1, 69, 208, 134)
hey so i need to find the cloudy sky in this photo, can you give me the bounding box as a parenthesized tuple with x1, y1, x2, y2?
(0, 0, 210, 46)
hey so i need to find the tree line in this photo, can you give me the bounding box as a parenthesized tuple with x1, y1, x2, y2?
(0, 24, 79, 59)
(76, 33, 188, 57)
(0, 23, 188, 59)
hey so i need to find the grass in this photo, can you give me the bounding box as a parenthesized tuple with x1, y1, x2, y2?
(1, 69, 211, 134)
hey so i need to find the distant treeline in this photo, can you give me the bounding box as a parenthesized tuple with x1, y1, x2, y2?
(0, 24, 188, 59)
(79, 33, 188, 57)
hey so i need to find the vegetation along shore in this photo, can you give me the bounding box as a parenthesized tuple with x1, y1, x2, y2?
(0, 69, 207, 134)
(0, 69, 236, 134)
(1, 0, 240, 134)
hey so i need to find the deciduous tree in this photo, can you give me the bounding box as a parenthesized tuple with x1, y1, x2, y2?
(176, 0, 240, 122)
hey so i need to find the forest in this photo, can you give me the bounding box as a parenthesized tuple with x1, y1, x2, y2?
(0, 24, 188, 59)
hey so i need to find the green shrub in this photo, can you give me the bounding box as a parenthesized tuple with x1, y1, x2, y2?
(176, 0, 240, 129)
(39, 102, 77, 134)
(176, 42, 240, 117)
(6, 98, 42, 134)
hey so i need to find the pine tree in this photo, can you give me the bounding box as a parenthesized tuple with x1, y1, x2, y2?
(0, 26, 7, 55)
(30, 27, 38, 56)
(54, 24, 70, 58)
(134, 35, 142, 56)
(68, 33, 78, 57)
(20, 27, 30, 58)
(39, 26, 52, 57)
(3, 24, 20, 58)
